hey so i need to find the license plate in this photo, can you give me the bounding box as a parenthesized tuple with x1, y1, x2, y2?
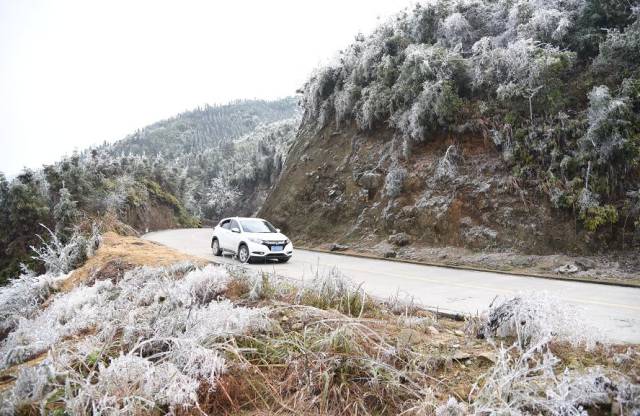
(271, 245, 283, 252)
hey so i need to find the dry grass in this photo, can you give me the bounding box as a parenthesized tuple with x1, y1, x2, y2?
(180, 276, 499, 415)
(60, 232, 206, 292)
(2, 235, 638, 415)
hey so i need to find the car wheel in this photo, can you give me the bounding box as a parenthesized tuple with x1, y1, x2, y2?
(237, 244, 251, 264)
(212, 238, 222, 256)
(277, 257, 290, 263)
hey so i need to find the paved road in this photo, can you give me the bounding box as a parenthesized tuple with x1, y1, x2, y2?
(144, 228, 640, 343)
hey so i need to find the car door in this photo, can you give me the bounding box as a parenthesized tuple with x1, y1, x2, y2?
(227, 219, 242, 253)
(217, 219, 232, 250)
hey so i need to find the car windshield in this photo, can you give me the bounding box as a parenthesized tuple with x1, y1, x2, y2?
(240, 219, 277, 233)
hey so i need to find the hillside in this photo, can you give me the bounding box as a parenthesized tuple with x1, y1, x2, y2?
(0, 99, 298, 282)
(102, 98, 297, 159)
(261, 0, 640, 260)
(1, 232, 638, 414)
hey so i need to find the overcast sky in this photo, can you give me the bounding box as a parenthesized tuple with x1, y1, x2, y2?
(0, 0, 416, 176)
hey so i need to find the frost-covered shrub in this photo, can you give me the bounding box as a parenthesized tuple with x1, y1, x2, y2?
(0, 270, 65, 337)
(384, 166, 407, 198)
(3, 363, 57, 414)
(0, 263, 268, 369)
(471, 291, 636, 415)
(30, 225, 101, 275)
(594, 16, 640, 76)
(389, 44, 467, 141)
(0, 262, 272, 413)
(435, 397, 467, 416)
(393, 80, 463, 141)
(472, 38, 573, 102)
(579, 85, 631, 166)
(516, 0, 585, 43)
(440, 12, 472, 47)
(0, 279, 115, 368)
(53, 187, 79, 243)
(100, 174, 134, 214)
(434, 145, 458, 180)
(357, 83, 393, 131)
(484, 292, 599, 348)
(472, 342, 617, 415)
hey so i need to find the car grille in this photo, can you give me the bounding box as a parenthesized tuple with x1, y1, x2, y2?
(263, 240, 287, 245)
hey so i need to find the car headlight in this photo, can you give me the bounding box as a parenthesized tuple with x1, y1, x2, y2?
(248, 237, 264, 244)
(284, 239, 291, 245)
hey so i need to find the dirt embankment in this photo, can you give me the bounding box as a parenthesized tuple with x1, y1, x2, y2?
(260, 124, 640, 280)
(61, 231, 206, 292)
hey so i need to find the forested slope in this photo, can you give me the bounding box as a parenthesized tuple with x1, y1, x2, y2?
(0, 99, 299, 282)
(261, 0, 640, 255)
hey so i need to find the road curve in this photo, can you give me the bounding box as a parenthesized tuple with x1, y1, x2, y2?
(143, 228, 640, 344)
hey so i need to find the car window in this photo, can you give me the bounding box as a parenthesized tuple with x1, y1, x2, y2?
(229, 219, 240, 231)
(240, 219, 276, 233)
(220, 220, 230, 230)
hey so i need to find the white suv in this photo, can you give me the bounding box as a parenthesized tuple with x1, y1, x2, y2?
(211, 217, 293, 263)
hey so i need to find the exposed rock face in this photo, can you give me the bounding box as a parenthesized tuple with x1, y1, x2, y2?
(260, 124, 599, 254)
(389, 233, 411, 247)
(330, 243, 350, 252)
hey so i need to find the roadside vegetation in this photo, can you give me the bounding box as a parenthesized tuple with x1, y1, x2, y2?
(301, 0, 640, 238)
(0, 232, 637, 415)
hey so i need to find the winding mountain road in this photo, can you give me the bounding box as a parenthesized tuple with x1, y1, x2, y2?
(144, 228, 640, 343)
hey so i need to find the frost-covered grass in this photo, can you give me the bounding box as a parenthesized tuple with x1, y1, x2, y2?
(0, 260, 638, 415)
(0, 270, 66, 339)
(296, 268, 374, 317)
(0, 262, 271, 415)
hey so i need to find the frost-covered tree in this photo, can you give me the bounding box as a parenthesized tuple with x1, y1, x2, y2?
(440, 12, 472, 47)
(593, 15, 640, 78)
(53, 186, 79, 243)
(1, 171, 51, 280)
(0, 172, 9, 250)
(580, 85, 630, 166)
(206, 177, 241, 219)
(100, 174, 133, 214)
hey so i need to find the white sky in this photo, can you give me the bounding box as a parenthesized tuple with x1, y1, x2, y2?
(0, 0, 415, 175)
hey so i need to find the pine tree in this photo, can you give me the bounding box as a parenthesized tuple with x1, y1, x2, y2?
(3, 171, 51, 279)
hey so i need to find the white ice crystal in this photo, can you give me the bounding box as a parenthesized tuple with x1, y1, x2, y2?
(0, 261, 271, 414)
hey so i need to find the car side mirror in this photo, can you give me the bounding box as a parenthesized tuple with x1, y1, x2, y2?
(276, 228, 281, 233)
(231, 227, 240, 233)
